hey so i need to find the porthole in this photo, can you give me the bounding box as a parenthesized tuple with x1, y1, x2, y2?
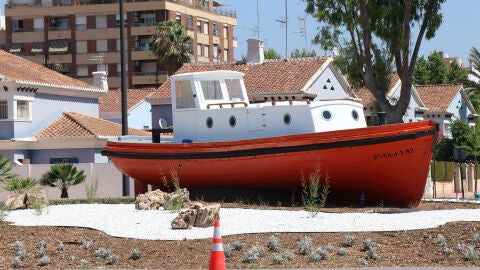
(229, 115, 236, 127)
(352, 110, 359, 121)
(284, 113, 291, 125)
(206, 117, 213, 128)
(322, 110, 332, 121)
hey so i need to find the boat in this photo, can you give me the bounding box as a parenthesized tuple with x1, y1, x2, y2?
(102, 70, 440, 207)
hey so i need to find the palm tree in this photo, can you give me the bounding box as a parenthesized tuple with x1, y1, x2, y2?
(39, 164, 86, 198)
(151, 20, 193, 75)
(464, 47, 480, 110)
(0, 155, 14, 183)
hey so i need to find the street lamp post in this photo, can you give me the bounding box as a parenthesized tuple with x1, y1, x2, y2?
(119, 0, 129, 197)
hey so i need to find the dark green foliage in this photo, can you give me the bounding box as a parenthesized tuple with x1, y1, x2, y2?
(264, 48, 282, 60)
(2, 177, 37, 194)
(39, 164, 86, 198)
(291, 48, 317, 58)
(414, 51, 467, 85)
(0, 155, 15, 182)
(431, 160, 455, 181)
(151, 20, 193, 75)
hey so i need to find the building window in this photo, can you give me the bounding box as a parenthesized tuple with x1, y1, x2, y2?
(213, 21, 219, 36)
(116, 14, 127, 27)
(96, 40, 108, 52)
(204, 45, 209, 58)
(77, 65, 88, 77)
(186, 15, 193, 30)
(0, 100, 7, 119)
(213, 44, 219, 59)
(96, 15, 107, 29)
(203, 21, 208, 34)
(51, 63, 71, 75)
(15, 100, 30, 121)
(117, 63, 128, 73)
(223, 26, 228, 39)
(12, 20, 24, 32)
(50, 158, 78, 164)
(176, 13, 181, 24)
(197, 44, 202, 56)
(75, 16, 87, 30)
(223, 49, 228, 61)
(49, 16, 70, 31)
(196, 20, 201, 32)
(76, 40, 87, 54)
(116, 38, 127, 51)
(33, 18, 44, 32)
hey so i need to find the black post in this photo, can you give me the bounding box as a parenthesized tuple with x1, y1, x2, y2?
(377, 112, 387, 126)
(120, 0, 129, 197)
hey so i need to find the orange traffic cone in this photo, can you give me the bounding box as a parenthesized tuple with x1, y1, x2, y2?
(209, 219, 226, 270)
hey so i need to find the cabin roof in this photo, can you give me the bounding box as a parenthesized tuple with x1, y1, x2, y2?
(33, 112, 150, 139)
(416, 84, 474, 113)
(149, 57, 330, 101)
(99, 88, 156, 113)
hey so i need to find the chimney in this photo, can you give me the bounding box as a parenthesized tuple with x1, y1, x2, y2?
(247, 38, 264, 64)
(92, 71, 108, 90)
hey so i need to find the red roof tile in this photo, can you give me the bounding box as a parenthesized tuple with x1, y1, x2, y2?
(99, 88, 156, 113)
(149, 57, 330, 99)
(0, 50, 100, 91)
(415, 84, 462, 112)
(33, 112, 150, 139)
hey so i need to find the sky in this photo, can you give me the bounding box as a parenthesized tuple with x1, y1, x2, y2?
(1, 0, 478, 65)
(218, 0, 479, 65)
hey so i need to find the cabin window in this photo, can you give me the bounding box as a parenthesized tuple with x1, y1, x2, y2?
(175, 80, 196, 109)
(201, 80, 223, 100)
(206, 117, 213, 128)
(229, 115, 236, 127)
(284, 113, 291, 125)
(352, 110, 359, 121)
(225, 79, 244, 101)
(322, 110, 332, 121)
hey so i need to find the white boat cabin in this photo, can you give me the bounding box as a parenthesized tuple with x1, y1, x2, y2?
(170, 70, 367, 143)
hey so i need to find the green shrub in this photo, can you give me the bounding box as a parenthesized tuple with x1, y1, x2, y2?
(0, 202, 8, 222)
(2, 177, 37, 194)
(431, 161, 455, 181)
(301, 168, 330, 217)
(130, 248, 141, 260)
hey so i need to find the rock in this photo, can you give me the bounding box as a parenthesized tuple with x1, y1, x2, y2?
(25, 188, 49, 209)
(171, 201, 221, 229)
(135, 189, 166, 210)
(171, 209, 197, 229)
(5, 194, 27, 210)
(191, 202, 220, 228)
(164, 188, 190, 208)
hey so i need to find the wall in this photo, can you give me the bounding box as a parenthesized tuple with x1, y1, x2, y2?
(310, 67, 350, 100)
(0, 163, 135, 201)
(30, 148, 100, 164)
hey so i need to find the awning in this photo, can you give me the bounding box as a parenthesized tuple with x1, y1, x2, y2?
(49, 39, 69, 54)
(9, 44, 23, 54)
(31, 42, 44, 54)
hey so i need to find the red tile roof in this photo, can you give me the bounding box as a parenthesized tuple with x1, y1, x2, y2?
(99, 88, 156, 113)
(33, 112, 150, 139)
(149, 57, 330, 100)
(356, 73, 401, 107)
(0, 50, 100, 91)
(415, 84, 463, 112)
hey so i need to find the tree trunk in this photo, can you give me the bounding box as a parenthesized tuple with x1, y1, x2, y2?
(61, 187, 69, 198)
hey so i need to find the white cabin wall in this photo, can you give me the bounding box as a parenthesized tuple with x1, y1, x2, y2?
(308, 67, 351, 100)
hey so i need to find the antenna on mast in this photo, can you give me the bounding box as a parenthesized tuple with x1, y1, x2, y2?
(275, 0, 288, 59)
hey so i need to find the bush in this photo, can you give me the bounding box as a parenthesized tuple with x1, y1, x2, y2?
(308, 247, 328, 262)
(301, 168, 330, 217)
(362, 238, 376, 251)
(432, 234, 446, 247)
(0, 202, 8, 222)
(298, 236, 313, 255)
(130, 248, 141, 260)
(337, 247, 348, 256)
(463, 246, 479, 261)
(2, 177, 37, 194)
(343, 234, 357, 247)
(271, 254, 284, 265)
(267, 236, 281, 252)
(38, 255, 51, 266)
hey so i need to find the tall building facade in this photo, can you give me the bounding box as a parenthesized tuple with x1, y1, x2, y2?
(4, 0, 237, 89)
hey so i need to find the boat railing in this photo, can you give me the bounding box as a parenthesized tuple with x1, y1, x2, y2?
(206, 102, 248, 109)
(271, 99, 311, 106)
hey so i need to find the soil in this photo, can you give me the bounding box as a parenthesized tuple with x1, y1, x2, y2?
(0, 200, 480, 269)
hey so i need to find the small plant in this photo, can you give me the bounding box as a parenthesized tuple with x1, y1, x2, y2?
(343, 234, 357, 247)
(432, 234, 446, 247)
(79, 258, 88, 265)
(272, 254, 284, 265)
(301, 168, 330, 217)
(298, 236, 313, 255)
(224, 244, 233, 258)
(442, 247, 452, 255)
(463, 246, 479, 261)
(366, 247, 381, 260)
(337, 247, 348, 256)
(267, 235, 281, 252)
(472, 233, 480, 244)
(130, 248, 141, 260)
(94, 248, 111, 259)
(362, 238, 376, 251)
(2, 176, 37, 194)
(85, 180, 99, 203)
(308, 247, 328, 262)
(162, 172, 185, 212)
(39, 163, 86, 198)
(456, 242, 464, 251)
(35, 247, 45, 258)
(0, 256, 4, 262)
(57, 242, 66, 251)
(106, 253, 119, 265)
(357, 257, 368, 266)
(38, 255, 51, 266)
(13, 241, 26, 260)
(231, 241, 245, 251)
(36, 239, 47, 249)
(0, 202, 8, 222)
(243, 244, 265, 264)
(68, 255, 76, 261)
(325, 243, 335, 252)
(281, 250, 295, 260)
(11, 256, 23, 268)
(79, 238, 93, 250)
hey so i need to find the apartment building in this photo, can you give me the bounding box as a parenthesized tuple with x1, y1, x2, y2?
(4, 0, 237, 89)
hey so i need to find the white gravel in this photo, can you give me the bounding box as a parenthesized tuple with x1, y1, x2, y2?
(4, 200, 480, 240)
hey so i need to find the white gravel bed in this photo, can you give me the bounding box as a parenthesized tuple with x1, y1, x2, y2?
(4, 204, 480, 240)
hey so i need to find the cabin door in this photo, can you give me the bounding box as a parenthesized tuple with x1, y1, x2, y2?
(246, 108, 266, 132)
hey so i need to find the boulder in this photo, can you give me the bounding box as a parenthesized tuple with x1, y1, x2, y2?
(26, 188, 49, 209)
(171, 201, 221, 229)
(5, 194, 27, 210)
(171, 208, 197, 229)
(164, 188, 190, 208)
(191, 202, 221, 228)
(135, 189, 166, 210)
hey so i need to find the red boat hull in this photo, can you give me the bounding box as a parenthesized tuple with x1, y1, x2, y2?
(102, 121, 439, 207)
